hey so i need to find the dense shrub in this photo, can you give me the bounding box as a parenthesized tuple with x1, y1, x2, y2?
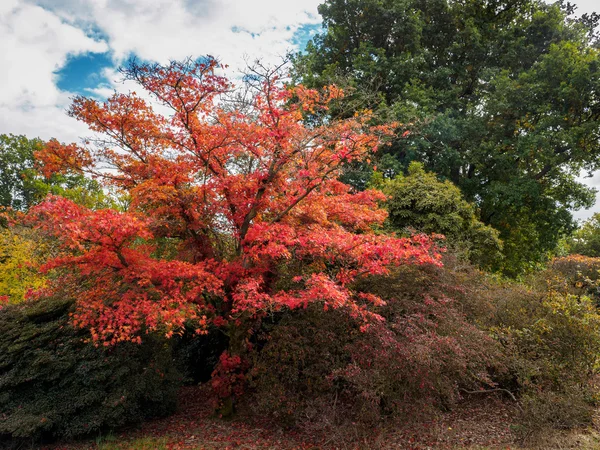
(482, 274, 600, 433)
(550, 254, 600, 282)
(490, 289, 600, 389)
(547, 254, 600, 302)
(0, 297, 182, 443)
(248, 257, 600, 435)
(518, 387, 595, 435)
(247, 263, 503, 427)
(378, 162, 503, 269)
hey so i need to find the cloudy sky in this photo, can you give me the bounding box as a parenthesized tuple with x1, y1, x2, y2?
(1, 0, 599, 218)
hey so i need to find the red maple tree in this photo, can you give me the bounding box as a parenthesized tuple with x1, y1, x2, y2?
(27, 59, 441, 354)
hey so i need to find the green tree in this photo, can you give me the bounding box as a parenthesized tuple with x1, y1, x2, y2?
(294, 0, 600, 275)
(568, 212, 600, 256)
(0, 134, 114, 211)
(0, 134, 40, 210)
(378, 161, 502, 268)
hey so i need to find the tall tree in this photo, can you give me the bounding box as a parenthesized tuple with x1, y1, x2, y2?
(0, 134, 40, 210)
(24, 60, 440, 406)
(294, 0, 600, 275)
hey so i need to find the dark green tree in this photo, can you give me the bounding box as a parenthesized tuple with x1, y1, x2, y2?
(294, 0, 600, 275)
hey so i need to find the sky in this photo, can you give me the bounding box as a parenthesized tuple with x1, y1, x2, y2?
(0, 0, 599, 219)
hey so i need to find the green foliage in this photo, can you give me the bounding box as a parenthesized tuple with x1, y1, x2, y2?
(0, 134, 115, 211)
(0, 296, 181, 443)
(379, 162, 502, 268)
(294, 0, 600, 275)
(27, 171, 116, 211)
(568, 213, 600, 257)
(0, 134, 41, 210)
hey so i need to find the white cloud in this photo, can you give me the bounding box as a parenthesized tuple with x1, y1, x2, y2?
(1, 0, 322, 142)
(28, 0, 321, 67)
(0, 1, 108, 141)
(0, 94, 89, 143)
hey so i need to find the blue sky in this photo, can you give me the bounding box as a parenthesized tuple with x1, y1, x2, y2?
(0, 0, 599, 218)
(55, 52, 114, 94)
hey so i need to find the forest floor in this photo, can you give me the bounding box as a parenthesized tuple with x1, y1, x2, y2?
(45, 386, 600, 450)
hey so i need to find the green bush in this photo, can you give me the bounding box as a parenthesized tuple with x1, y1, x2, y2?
(0, 296, 182, 443)
(377, 162, 502, 269)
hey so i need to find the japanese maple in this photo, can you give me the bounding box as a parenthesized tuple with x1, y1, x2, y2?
(27, 59, 441, 350)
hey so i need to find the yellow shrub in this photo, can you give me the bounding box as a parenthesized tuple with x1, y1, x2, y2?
(0, 228, 46, 303)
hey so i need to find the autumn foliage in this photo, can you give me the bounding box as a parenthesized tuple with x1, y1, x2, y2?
(3, 0, 600, 442)
(27, 59, 441, 356)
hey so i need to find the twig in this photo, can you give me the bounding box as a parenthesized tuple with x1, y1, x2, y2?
(459, 388, 523, 412)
